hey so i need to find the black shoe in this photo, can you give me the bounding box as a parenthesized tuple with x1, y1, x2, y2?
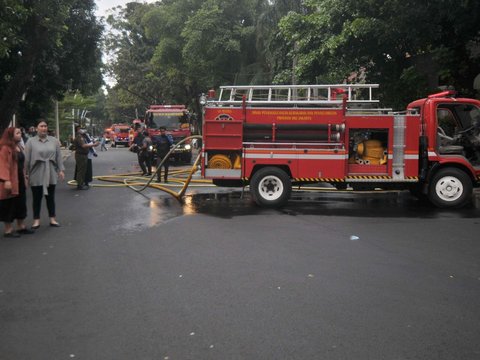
(31, 224, 40, 230)
(17, 228, 35, 234)
(4, 232, 20, 238)
(77, 185, 89, 190)
(50, 222, 61, 227)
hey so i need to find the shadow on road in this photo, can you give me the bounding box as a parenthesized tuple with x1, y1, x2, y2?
(115, 189, 480, 232)
(183, 190, 480, 220)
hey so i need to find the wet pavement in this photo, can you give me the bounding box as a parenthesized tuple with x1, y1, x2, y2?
(3, 147, 479, 360)
(118, 188, 480, 230)
(79, 146, 480, 224)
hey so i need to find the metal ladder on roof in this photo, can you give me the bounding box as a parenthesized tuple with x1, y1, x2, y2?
(214, 84, 380, 107)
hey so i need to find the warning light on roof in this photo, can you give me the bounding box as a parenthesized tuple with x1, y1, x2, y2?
(428, 90, 457, 99)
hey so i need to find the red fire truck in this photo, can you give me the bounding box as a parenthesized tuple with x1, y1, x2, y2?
(144, 105, 193, 163)
(110, 123, 131, 147)
(201, 84, 480, 208)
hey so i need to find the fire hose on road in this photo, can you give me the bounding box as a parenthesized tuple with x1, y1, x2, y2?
(67, 135, 214, 202)
(67, 134, 401, 203)
(124, 135, 204, 199)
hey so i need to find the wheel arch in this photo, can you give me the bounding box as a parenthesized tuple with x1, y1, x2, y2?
(249, 164, 292, 183)
(427, 162, 476, 187)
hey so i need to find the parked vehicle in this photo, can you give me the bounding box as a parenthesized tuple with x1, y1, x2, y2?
(144, 105, 193, 163)
(110, 124, 131, 147)
(201, 84, 480, 208)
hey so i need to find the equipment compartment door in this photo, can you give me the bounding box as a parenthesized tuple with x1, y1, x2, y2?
(297, 149, 347, 180)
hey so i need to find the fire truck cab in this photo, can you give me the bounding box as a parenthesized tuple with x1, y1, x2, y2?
(201, 84, 480, 208)
(144, 105, 193, 163)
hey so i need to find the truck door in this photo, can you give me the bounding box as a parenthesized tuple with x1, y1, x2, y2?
(437, 103, 480, 164)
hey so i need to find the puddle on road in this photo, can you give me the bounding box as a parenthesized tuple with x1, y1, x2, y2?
(187, 190, 480, 219)
(113, 189, 480, 231)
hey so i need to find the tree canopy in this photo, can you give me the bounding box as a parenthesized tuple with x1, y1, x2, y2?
(1, 0, 479, 133)
(278, 0, 480, 107)
(105, 0, 479, 117)
(104, 0, 298, 119)
(0, 0, 103, 131)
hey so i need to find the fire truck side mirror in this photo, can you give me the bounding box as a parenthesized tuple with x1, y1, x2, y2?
(199, 94, 207, 105)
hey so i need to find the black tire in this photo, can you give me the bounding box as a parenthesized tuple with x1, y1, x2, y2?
(250, 167, 291, 208)
(428, 168, 472, 208)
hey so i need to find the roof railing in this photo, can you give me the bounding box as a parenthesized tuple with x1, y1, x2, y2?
(211, 84, 380, 107)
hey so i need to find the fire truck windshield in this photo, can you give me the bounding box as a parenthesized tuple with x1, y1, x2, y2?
(149, 113, 186, 130)
(115, 128, 129, 134)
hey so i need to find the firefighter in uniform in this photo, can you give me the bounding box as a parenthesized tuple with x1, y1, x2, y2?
(153, 126, 173, 183)
(130, 129, 148, 175)
(140, 131, 153, 176)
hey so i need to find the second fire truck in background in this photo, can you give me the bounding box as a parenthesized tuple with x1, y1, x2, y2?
(144, 105, 193, 163)
(110, 123, 131, 147)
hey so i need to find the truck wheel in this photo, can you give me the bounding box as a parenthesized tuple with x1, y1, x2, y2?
(250, 167, 291, 208)
(428, 168, 472, 208)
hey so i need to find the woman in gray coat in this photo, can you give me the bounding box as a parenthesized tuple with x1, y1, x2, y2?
(24, 119, 65, 229)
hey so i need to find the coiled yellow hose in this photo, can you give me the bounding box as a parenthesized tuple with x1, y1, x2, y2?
(208, 154, 232, 169)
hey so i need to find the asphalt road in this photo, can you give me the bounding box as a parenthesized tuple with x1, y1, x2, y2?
(1, 147, 479, 360)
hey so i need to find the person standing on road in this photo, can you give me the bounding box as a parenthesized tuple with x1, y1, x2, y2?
(130, 129, 148, 175)
(139, 131, 153, 176)
(73, 125, 98, 190)
(100, 135, 108, 151)
(152, 126, 173, 183)
(24, 119, 65, 229)
(84, 131, 98, 187)
(0, 127, 34, 237)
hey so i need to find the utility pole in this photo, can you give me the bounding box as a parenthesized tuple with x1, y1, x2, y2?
(72, 108, 76, 139)
(55, 100, 60, 141)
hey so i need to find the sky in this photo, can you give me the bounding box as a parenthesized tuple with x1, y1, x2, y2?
(94, 0, 156, 18)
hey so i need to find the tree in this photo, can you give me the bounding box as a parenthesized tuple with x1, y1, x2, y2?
(104, 1, 159, 121)
(278, 0, 480, 108)
(255, 0, 308, 84)
(102, 1, 310, 121)
(0, 0, 103, 131)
